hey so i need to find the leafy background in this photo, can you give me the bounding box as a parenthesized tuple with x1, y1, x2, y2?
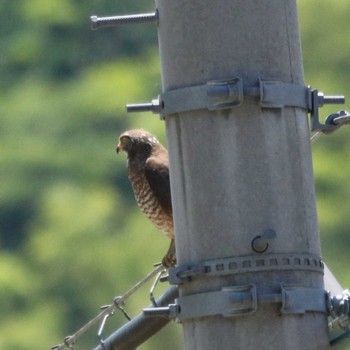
(0, 1, 349, 349)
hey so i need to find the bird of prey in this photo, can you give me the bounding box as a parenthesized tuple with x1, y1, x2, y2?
(116, 129, 175, 267)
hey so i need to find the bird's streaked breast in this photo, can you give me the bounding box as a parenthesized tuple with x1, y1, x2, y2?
(128, 168, 173, 238)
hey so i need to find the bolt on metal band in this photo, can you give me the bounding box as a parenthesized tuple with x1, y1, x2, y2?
(144, 284, 328, 322)
(126, 77, 345, 133)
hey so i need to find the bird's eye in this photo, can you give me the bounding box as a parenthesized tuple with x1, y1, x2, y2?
(120, 136, 131, 145)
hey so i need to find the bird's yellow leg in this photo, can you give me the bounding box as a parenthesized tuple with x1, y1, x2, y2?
(162, 238, 176, 268)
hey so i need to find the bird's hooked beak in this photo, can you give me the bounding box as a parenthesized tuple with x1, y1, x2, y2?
(116, 140, 123, 154)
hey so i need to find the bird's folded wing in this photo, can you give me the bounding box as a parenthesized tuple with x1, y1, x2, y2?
(145, 156, 172, 214)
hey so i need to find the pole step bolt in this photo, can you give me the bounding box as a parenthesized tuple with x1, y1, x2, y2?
(90, 10, 159, 30)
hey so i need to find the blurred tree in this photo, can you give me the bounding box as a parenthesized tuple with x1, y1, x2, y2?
(0, 0, 158, 86)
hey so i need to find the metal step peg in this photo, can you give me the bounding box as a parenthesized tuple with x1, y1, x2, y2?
(90, 10, 159, 30)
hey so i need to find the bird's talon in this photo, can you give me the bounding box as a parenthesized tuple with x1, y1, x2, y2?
(162, 253, 176, 268)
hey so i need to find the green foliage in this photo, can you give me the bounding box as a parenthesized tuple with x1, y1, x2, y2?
(0, 0, 350, 349)
(300, 1, 350, 300)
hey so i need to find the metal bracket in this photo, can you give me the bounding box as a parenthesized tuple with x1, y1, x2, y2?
(309, 88, 346, 132)
(127, 77, 244, 117)
(176, 283, 257, 321)
(143, 284, 327, 322)
(174, 284, 258, 321)
(126, 78, 345, 129)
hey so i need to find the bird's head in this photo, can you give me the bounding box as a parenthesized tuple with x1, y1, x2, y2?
(116, 129, 160, 159)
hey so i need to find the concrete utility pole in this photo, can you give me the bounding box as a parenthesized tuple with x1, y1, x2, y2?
(156, 0, 330, 349)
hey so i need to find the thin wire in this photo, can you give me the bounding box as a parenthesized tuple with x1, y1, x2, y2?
(150, 270, 166, 307)
(51, 264, 165, 350)
(120, 264, 165, 301)
(310, 131, 322, 144)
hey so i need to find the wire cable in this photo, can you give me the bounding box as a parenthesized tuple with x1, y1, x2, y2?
(51, 264, 166, 350)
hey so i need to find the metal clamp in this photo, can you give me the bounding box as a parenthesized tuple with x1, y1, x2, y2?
(168, 253, 324, 285)
(144, 284, 258, 321)
(127, 77, 243, 117)
(143, 284, 327, 322)
(175, 283, 257, 321)
(160, 77, 243, 115)
(126, 77, 345, 126)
